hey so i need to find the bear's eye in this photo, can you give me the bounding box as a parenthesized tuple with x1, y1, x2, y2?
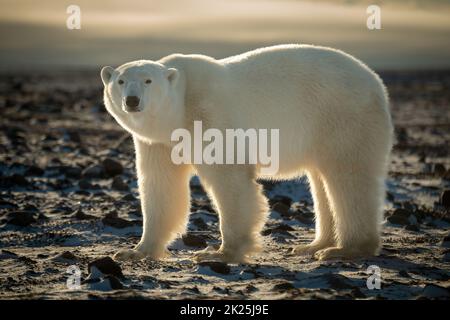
(145, 79, 152, 84)
(118, 79, 124, 85)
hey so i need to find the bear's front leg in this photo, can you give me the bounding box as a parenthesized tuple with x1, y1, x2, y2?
(194, 165, 268, 263)
(114, 138, 192, 261)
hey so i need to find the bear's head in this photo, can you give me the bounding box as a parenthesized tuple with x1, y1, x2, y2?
(101, 60, 183, 143)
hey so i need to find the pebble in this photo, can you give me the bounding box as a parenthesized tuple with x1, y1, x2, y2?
(82, 164, 104, 179)
(104, 275, 124, 290)
(102, 211, 138, 228)
(2, 210, 37, 226)
(102, 158, 123, 177)
(263, 224, 295, 236)
(405, 224, 420, 232)
(73, 208, 96, 220)
(0, 174, 29, 187)
(269, 195, 292, 208)
(121, 193, 137, 202)
(52, 251, 78, 263)
(198, 261, 230, 275)
(182, 233, 207, 248)
(386, 192, 395, 202)
(433, 163, 446, 176)
(88, 257, 124, 279)
(60, 165, 82, 179)
(111, 176, 129, 191)
(398, 270, 410, 277)
(440, 232, 450, 248)
(323, 273, 355, 290)
(271, 202, 290, 216)
(295, 213, 314, 225)
(86, 275, 124, 291)
(422, 284, 450, 298)
(0, 200, 18, 210)
(78, 179, 95, 190)
(191, 217, 208, 230)
(387, 208, 412, 225)
(25, 165, 44, 176)
(272, 282, 295, 291)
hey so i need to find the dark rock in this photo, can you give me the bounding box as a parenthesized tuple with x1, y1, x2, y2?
(440, 190, 450, 208)
(182, 233, 207, 248)
(422, 284, 450, 298)
(67, 131, 81, 143)
(269, 195, 292, 208)
(129, 209, 141, 217)
(60, 166, 82, 179)
(88, 256, 124, 279)
(2, 210, 37, 226)
(324, 273, 355, 290)
(104, 275, 124, 290)
(82, 164, 104, 179)
(399, 270, 410, 277)
(18, 256, 36, 264)
(444, 169, 450, 180)
(263, 224, 295, 236)
(272, 282, 295, 291)
(73, 208, 96, 220)
(441, 232, 450, 248)
(52, 251, 78, 263)
(199, 261, 230, 275)
(74, 190, 91, 196)
(191, 217, 208, 230)
(23, 204, 38, 212)
(402, 202, 416, 212)
(274, 224, 295, 231)
(351, 287, 366, 298)
(25, 165, 44, 176)
(396, 127, 408, 143)
(60, 251, 77, 260)
(102, 211, 138, 228)
(442, 251, 450, 262)
(386, 192, 395, 202)
(111, 176, 129, 191)
(0, 200, 18, 209)
(7, 174, 29, 186)
(433, 163, 446, 177)
(295, 213, 314, 225)
(405, 224, 420, 232)
(271, 202, 290, 216)
(38, 213, 49, 220)
(121, 193, 137, 202)
(50, 205, 73, 215)
(102, 158, 123, 177)
(245, 285, 258, 293)
(387, 208, 412, 225)
(78, 179, 94, 190)
(0, 249, 18, 259)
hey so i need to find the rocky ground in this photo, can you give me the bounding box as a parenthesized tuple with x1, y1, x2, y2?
(0, 70, 449, 300)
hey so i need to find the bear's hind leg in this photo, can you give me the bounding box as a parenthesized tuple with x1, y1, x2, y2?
(293, 170, 336, 256)
(194, 166, 268, 263)
(313, 171, 383, 261)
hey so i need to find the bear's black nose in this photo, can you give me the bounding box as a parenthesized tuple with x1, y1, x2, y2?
(125, 96, 140, 109)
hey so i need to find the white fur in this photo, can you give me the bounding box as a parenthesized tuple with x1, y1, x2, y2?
(101, 44, 393, 262)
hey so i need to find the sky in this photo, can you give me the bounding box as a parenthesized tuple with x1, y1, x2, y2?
(0, 0, 449, 71)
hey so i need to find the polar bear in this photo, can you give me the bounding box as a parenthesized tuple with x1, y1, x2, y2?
(100, 44, 393, 263)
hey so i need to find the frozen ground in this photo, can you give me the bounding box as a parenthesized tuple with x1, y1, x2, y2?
(0, 70, 449, 299)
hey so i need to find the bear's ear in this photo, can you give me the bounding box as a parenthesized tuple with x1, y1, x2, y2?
(166, 68, 179, 86)
(100, 66, 115, 86)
